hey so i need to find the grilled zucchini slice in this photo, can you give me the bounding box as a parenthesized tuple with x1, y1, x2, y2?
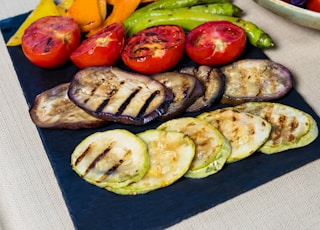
(157, 117, 231, 178)
(68, 67, 173, 125)
(235, 102, 319, 154)
(198, 108, 272, 163)
(107, 130, 195, 195)
(71, 129, 150, 188)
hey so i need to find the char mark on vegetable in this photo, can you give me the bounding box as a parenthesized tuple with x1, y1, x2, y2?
(115, 88, 141, 117)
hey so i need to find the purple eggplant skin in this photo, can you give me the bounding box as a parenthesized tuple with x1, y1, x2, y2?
(290, 0, 308, 6)
(220, 59, 293, 105)
(29, 83, 109, 129)
(179, 65, 225, 112)
(68, 66, 174, 125)
(152, 71, 204, 121)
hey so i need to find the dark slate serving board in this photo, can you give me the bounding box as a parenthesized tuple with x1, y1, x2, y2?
(1, 13, 319, 230)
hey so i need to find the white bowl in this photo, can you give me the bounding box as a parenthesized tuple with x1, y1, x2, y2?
(254, 0, 320, 30)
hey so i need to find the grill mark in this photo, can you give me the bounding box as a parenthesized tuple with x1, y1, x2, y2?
(137, 90, 160, 118)
(96, 98, 110, 114)
(98, 149, 132, 182)
(84, 145, 112, 176)
(83, 78, 106, 104)
(115, 87, 141, 116)
(74, 145, 92, 167)
(44, 37, 53, 53)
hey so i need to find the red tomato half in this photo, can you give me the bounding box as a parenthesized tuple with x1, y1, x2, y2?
(70, 23, 126, 69)
(22, 16, 81, 68)
(306, 0, 320, 12)
(185, 21, 247, 66)
(121, 25, 185, 74)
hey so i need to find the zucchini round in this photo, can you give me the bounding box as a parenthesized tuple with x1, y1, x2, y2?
(235, 102, 319, 154)
(157, 117, 231, 178)
(107, 129, 195, 195)
(71, 129, 150, 188)
(198, 108, 272, 163)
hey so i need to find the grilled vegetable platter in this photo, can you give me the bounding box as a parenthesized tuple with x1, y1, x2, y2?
(1, 0, 320, 229)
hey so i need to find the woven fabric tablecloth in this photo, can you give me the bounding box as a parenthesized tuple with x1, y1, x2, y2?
(1, 1, 320, 229)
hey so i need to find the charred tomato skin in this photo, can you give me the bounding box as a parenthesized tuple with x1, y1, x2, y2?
(185, 21, 247, 66)
(306, 0, 320, 12)
(70, 23, 126, 69)
(121, 25, 185, 74)
(22, 16, 81, 69)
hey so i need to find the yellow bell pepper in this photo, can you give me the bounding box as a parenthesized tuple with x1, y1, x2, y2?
(57, 0, 74, 15)
(6, 0, 60, 46)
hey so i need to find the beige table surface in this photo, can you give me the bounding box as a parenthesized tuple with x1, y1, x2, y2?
(1, 0, 320, 229)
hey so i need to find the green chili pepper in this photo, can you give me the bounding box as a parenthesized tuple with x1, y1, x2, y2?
(124, 0, 231, 30)
(186, 3, 242, 16)
(124, 3, 242, 30)
(136, 0, 231, 12)
(125, 10, 274, 49)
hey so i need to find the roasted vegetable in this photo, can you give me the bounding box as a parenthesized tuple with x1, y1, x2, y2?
(87, 0, 140, 36)
(235, 102, 319, 154)
(106, 129, 195, 195)
(179, 65, 225, 112)
(124, 8, 273, 48)
(198, 108, 272, 163)
(157, 117, 231, 178)
(68, 67, 173, 125)
(29, 83, 108, 129)
(65, 0, 104, 32)
(220, 59, 293, 105)
(6, 0, 60, 46)
(71, 129, 150, 188)
(152, 72, 204, 120)
(124, 2, 242, 30)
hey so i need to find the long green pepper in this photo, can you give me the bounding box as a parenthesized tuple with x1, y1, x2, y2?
(125, 10, 274, 49)
(135, 0, 231, 12)
(125, 0, 231, 29)
(124, 3, 242, 30)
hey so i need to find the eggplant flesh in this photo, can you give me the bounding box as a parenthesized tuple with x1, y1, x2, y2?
(29, 83, 108, 129)
(221, 59, 293, 105)
(179, 65, 225, 112)
(152, 72, 204, 120)
(68, 67, 174, 125)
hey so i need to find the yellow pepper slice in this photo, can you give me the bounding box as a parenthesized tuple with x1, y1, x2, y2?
(6, 0, 60, 46)
(57, 0, 74, 15)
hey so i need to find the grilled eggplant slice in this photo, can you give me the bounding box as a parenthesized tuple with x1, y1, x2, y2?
(179, 65, 225, 112)
(157, 117, 231, 178)
(198, 108, 272, 163)
(29, 83, 108, 129)
(152, 72, 204, 120)
(107, 129, 195, 195)
(71, 129, 150, 188)
(221, 59, 293, 105)
(235, 102, 318, 154)
(68, 67, 174, 125)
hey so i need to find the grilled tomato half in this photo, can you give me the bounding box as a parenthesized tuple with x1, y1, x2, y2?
(185, 21, 246, 66)
(22, 16, 81, 68)
(121, 25, 185, 74)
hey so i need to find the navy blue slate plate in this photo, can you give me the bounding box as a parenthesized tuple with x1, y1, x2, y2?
(1, 13, 320, 230)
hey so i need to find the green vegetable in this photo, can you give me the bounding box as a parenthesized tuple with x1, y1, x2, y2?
(124, 3, 242, 30)
(125, 10, 274, 49)
(186, 3, 242, 16)
(124, 0, 231, 30)
(135, 0, 231, 12)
